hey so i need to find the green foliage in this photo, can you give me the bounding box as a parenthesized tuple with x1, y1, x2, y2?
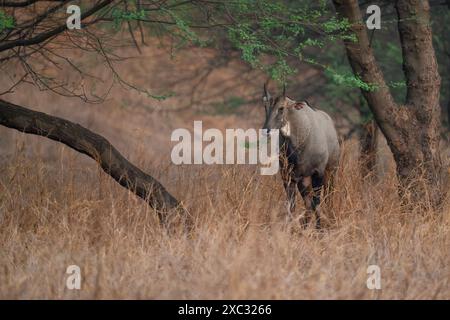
(0, 10, 14, 33)
(111, 8, 146, 30)
(98, 0, 366, 100)
(95, 0, 449, 123)
(223, 0, 353, 84)
(315, 11, 409, 117)
(163, 9, 207, 48)
(107, 2, 207, 49)
(324, 68, 377, 92)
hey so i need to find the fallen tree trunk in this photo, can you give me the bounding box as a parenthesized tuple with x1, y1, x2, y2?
(0, 99, 183, 221)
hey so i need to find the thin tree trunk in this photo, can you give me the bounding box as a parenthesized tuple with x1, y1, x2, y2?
(0, 99, 185, 222)
(333, 0, 443, 205)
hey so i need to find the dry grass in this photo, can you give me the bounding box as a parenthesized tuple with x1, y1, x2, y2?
(0, 134, 449, 299)
(0, 41, 449, 300)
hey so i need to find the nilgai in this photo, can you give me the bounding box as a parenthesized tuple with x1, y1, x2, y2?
(262, 83, 340, 228)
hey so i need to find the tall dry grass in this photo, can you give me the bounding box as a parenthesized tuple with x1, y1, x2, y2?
(0, 133, 449, 299)
(0, 38, 449, 299)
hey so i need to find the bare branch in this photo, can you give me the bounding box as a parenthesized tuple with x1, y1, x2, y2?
(0, 0, 114, 53)
(0, 99, 185, 220)
(0, 0, 64, 7)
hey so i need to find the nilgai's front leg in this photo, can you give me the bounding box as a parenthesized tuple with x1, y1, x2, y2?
(297, 174, 323, 229)
(283, 178, 297, 220)
(311, 172, 324, 228)
(298, 177, 313, 227)
(279, 143, 298, 221)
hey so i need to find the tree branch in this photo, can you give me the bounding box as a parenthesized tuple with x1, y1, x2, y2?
(332, 0, 405, 151)
(0, 0, 114, 53)
(0, 99, 183, 219)
(0, 0, 64, 7)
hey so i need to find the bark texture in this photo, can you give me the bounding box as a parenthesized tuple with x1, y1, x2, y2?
(360, 120, 378, 177)
(333, 0, 443, 204)
(0, 99, 184, 220)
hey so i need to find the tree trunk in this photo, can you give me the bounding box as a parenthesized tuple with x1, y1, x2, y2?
(360, 120, 378, 178)
(447, 95, 450, 130)
(0, 99, 185, 222)
(333, 0, 443, 205)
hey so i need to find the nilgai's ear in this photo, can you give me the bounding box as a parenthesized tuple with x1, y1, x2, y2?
(294, 101, 307, 110)
(263, 81, 271, 101)
(285, 97, 297, 109)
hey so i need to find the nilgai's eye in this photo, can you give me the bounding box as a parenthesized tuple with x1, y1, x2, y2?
(279, 107, 284, 111)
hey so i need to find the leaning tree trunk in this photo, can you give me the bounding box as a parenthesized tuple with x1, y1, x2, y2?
(0, 99, 186, 224)
(333, 0, 443, 206)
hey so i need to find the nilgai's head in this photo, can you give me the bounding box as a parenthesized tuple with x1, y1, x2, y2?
(262, 83, 304, 137)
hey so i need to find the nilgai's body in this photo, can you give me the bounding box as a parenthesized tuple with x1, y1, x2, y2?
(262, 84, 340, 227)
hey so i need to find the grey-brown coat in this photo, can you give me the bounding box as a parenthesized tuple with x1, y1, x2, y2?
(262, 84, 340, 227)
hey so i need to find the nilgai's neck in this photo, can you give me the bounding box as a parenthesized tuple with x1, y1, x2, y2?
(287, 108, 312, 149)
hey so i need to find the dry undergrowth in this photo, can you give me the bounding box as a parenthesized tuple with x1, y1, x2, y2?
(0, 135, 448, 299)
